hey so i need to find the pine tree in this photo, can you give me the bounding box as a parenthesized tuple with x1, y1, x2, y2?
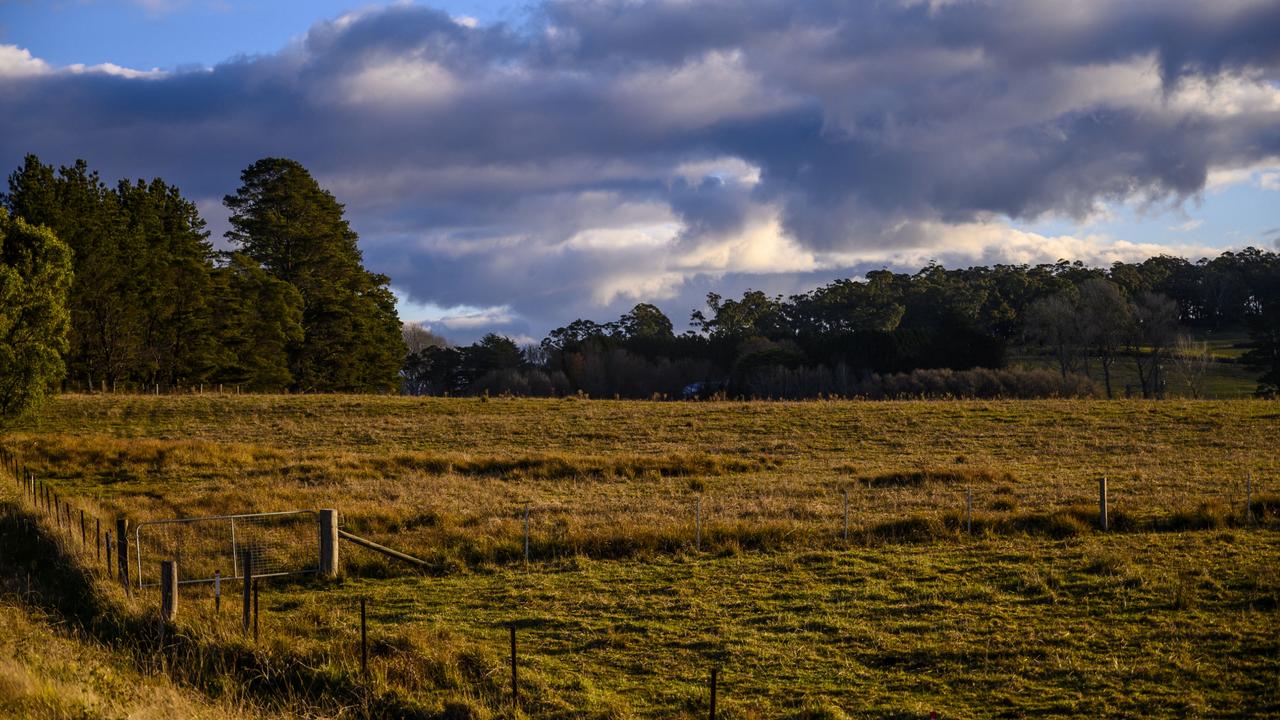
(117, 178, 218, 386)
(0, 208, 72, 417)
(7, 156, 144, 389)
(224, 158, 404, 391)
(208, 253, 304, 390)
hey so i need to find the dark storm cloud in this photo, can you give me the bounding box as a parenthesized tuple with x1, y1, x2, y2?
(2, 0, 1278, 339)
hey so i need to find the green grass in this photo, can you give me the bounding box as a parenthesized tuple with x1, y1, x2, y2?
(284, 532, 1278, 718)
(2, 394, 1279, 717)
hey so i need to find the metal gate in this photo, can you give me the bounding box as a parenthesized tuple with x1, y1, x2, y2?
(133, 510, 319, 588)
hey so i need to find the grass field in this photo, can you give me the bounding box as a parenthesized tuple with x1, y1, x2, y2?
(2, 394, 1279, 718)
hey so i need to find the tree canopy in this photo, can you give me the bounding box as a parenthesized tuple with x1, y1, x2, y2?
(3, 154, 391, 394)
(0, 208, 72, 417)
(224, 158, 404, 392)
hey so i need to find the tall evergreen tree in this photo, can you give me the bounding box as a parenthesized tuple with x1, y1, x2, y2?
(117, 177, 218, 385)
(224, 158, 404, 391)
(7, 156, 144, 389)
(207, 253, 305, 390)
(0, 208, 72, 417)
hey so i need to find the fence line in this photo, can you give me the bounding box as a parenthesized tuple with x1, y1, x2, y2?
(4, 443, 1274, 580)
(133, 510, 320, 588)
(0, 443, 1272, 719)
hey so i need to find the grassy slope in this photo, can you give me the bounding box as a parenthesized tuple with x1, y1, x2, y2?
(0, 600, 271, 720)
(3, 395, 1279, 717)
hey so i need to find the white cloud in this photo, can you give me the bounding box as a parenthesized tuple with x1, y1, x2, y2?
(1168, 218, 1203, 232)
(1260, 172, 1280, 191)
(1206, 159, 1280, 190)
(0, 45, 51, 78)
(0, 44, 162, 79)
(67, 62, 166, 79)
(672, 157, 762, 186)
(438, 306, 517, 329)
(609, 50, 792, 129)
(342, 58, 458, 106)
(850, 220, 1222, 269)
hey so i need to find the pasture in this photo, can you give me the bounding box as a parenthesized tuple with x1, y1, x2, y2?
(2, 394, 1278, 718)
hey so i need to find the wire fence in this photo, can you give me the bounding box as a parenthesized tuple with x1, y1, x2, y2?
(133, 510, 320, 588)
(2, 443, 1276, 719)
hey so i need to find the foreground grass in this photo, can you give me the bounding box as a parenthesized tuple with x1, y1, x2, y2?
(0, 601, 272, 720)
(173, 531, 1280, 718)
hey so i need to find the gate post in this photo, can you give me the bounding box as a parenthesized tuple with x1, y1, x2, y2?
(116, 517, 130, 592)
(319, 509, 339, 578)
(161, 560, 178, 622)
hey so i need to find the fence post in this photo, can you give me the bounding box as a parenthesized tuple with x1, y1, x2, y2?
(318, 509, 339, 578)
(161, 560, 178, 622)
(242, 549, 253, 636)
(215, 570, 221, 613)
(1245, 471, 1253, 524)
(965, 489, 973, 535)
(116, 517, 130, 591)
(696, 497, 703, 552)
(1098, 477, 1109, 531)
(842, 490, 849, 542)
(510, 624, 518, 709)
(360, 597, 368, 679)
(709, 666, 718, 720)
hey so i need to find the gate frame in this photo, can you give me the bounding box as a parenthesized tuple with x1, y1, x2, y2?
(134, 509, 320, 589)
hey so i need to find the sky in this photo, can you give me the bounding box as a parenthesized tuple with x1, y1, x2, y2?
(2, 0, 1279, 344)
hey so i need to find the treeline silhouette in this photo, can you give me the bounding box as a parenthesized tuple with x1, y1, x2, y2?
(2, 155, 403, 397)
(405, 251, 1280, 399)
(4, 154, 1277, 404)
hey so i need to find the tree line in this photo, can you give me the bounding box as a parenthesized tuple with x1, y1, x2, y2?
(404, 251, 1280, 399)
(1, 155, 403, 416)
(3, 152, 1278, 412)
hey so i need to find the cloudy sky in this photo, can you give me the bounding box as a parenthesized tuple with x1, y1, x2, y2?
(3, 0, 1279, 342)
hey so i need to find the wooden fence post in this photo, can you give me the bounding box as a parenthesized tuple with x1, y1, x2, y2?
(709, 666, 718, 720)
(696, 497, 703, 552)
(510, 624, 518, 708)
(242, 549, 253, 637)
(1245, 471, 1253, 524)
(318, 509, 339, 578)
(116, 517, 130, 592)
(360, 597, 369, 679)
(215, 570, 221, 613)
(842, 490, 849, 541)
(1098, 477, 1109, 531)
(253, 580, 260, 642)
(160, 560, 178, 622)
(965, 489, 973, 535)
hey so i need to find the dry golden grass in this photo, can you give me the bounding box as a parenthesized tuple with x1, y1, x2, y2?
(2, 394, 1278, 718)
(5, 394, 1278, 568)
(0, 598, 274, 720)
